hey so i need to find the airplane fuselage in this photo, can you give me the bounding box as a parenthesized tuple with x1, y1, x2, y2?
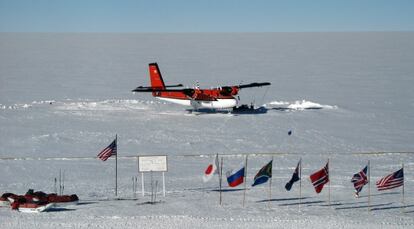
(153, 88, 239, 109)
(157, 97, 238, 109)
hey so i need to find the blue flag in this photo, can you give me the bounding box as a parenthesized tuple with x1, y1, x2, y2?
(285, 160, 301, 191)
(252, 160, 272, 186)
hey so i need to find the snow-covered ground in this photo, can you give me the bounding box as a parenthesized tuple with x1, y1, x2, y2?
(0, 32, 413, 228)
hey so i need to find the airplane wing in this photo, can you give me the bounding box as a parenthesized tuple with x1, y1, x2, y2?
(132, 86, 198, 98)
(132, 86, 154, 92)
(238, 82, 271, 89)
(217, 82, 271, 96)
(132, 84, 183, 92)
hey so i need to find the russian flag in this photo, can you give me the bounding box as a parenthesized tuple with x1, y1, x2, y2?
(226, 167, 245, 187)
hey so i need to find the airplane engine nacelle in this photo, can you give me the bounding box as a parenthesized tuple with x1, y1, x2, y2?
(230, 86, 239, 95)
(182, 88, 196, 97)
(219, 86, 234, 96)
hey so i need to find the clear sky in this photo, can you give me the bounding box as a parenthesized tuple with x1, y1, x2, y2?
(0, 0, 413, 32)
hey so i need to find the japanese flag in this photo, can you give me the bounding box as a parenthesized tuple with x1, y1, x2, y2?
(203, 154, 219, 182)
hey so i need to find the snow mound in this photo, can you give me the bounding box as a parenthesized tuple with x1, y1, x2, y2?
(31, 100, 56, 105)
(0, 103, 32, 110)
(1, 99, 171, 113)
(53, 99, 136, 111)
(52, 99, 152, 111)
(266, 100, 337, 110)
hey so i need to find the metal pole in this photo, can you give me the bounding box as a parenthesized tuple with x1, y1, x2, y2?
(368, 160, 371, 212)
(62, 170, 65, 195)
(151, 170, 154, 203)
(54, 178, 57, 194)
(243, 155, 248, 207)
(115, 134, 118, 197)
(135, 176, 138, 198)
(402, 163, 405, 212)
(141, 172, 145, 197)
(328, 158, 331, 206)
(299, 158, 302, 212)
(219, 157, 223, 205)
(268, 176, 272, 208)
(155, 180, 158, 204)
(162, 172, 166, 197)
(59, 169, 62, 195)
(268, 156, 273, 208)
(133, 176, 138, 199)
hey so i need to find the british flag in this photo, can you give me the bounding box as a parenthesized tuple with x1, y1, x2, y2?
(351, 166, 368, 196)
(376, 168, 404, 191)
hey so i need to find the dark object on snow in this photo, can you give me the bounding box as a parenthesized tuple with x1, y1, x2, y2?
(231, 104, 267, 114)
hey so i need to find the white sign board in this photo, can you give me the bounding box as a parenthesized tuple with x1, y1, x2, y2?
(138, 156, 168, 172)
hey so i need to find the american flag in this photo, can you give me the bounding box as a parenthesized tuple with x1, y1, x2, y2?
(97, 138, 117, 161)
(376, 168, 404, 191)
(351, 166, 368, 195)
(310, 162, 329, 194)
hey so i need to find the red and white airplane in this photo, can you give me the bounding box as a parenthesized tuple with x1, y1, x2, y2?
(132, 63, 271, 110)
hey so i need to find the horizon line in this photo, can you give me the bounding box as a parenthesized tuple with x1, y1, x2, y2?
(1, 30, 414, 34)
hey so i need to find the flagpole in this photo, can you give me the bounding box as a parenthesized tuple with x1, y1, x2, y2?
(243, 155, 248, 207)
(115, 134, 118, 197)
(219, 157, 223, 206)
(299, 158, 302, 212)
(402, 162, 405, 211)
(59, 169, 62, 195)
(162, 172, 166, 197)
(328, 158, 331, 206)
(268, 156, 273, 209)
(368, 160, 371, 212)
(62, 170, 65, 194)
(141, 172, 145, 197)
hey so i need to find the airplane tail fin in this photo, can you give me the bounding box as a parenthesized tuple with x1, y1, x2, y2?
(149, 63, 166, 90)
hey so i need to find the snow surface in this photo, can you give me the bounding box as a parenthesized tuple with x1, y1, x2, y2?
(0, 32, 414, 228)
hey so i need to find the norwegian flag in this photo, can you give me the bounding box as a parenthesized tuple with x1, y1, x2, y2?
(376, 168, 404, 191)
(97, 138, 117, 161)
(351, 166, 368, 196)
(310, 162, 329, 194)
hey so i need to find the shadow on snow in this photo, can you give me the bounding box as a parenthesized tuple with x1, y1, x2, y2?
(256, 197, 310, 203)
(211, 188, 245, 192)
